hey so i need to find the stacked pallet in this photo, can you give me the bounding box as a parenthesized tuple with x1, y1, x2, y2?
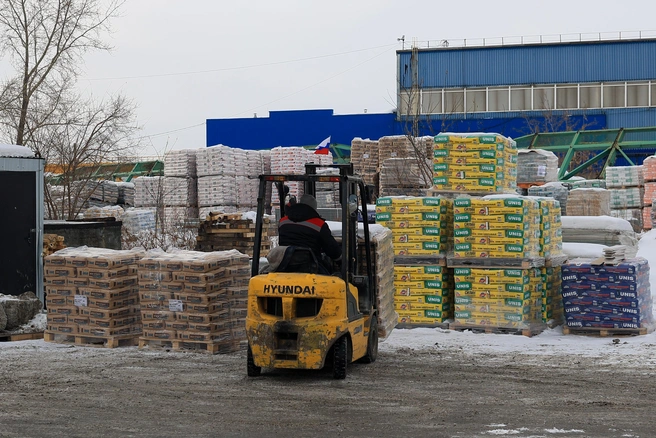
(375, 196, 452, 256)
(197, 145, 238, 213)
(121, 208, 156, 233)
(566, 188, 610, 216)
(164, 149, 197, 177)
(533, 197, 563, 259)
(528, 182, 569, 216)
(350, 138, 380, 191)
(643, 156, 656, 229)
(516, 149, 559, 186)
(196, 213, 275, 257)
(44, 247, 143, 347)
(395, 265, 452, 325)
(561, 258, 653, 332)
(117, 182, 135, 206)
(379, 158, 432, 197)
(163, 149, 198, 222)
(452, 267, 542, 329)
(432, 133, 518, 194)
(138, 249, 250, 353)
(378, 135, 432, 163)
(452, 197, 540, 260)
(606, 166, 644, 232)
(269, 147, 333, 205)
(134, 176, 164, 207)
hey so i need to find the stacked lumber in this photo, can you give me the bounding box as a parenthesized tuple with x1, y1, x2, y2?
(566, 188, 610, 216)
(43, 234, 65, 257)
(196, 213, 276, 257)
(44, 247, 143, 347)
(138, 249, 250, 353)
(433, 133, 518, 194)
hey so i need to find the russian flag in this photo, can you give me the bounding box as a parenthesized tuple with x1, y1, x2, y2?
(314, 136, 331, 155)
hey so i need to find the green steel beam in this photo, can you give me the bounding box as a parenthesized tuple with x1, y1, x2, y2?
(562, 147, 612, 180)
(557, 131, 581, 180)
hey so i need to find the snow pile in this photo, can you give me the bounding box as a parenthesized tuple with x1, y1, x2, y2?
(0, 144, 35, 158)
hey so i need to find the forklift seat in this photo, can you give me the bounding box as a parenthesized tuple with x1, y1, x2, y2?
(275, 246, 320, 274)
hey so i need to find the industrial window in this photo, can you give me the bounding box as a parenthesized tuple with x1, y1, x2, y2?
(580, 84, 601, 109)
(627, 82, 649, 107)
(399, 90, 418, 115)
(510, 86, 531, 111)
(603, 82, 625, 108)
(534, 86, 555, 110)
(466, 88, 486, 113)
(488, 87, 509, 112)
(422, 90, 443, 114)
(445, 89, 464, 113)
(556, 85, 578, 109)
(652, 83, 656, 106)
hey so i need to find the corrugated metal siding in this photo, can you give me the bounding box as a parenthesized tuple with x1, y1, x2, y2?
(399, 40, 656, 88)
(605, 108, 656, 129)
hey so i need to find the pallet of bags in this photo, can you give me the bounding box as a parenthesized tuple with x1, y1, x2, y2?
(44, 247, 144, 348)
(605, 165, 644, 189)
(516, 149, 559, 185)
(134, 176, 164, 207)
(138, 249, 250, 354)
(164, 149, 197, 178)
(196, 145, 237, 178)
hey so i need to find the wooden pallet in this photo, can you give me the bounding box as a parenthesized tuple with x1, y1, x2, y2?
(449, 323, 545, 337)
(447, 255, 545, 269)
(138, 337, 239, 355)
(396, 322, 450, 330)
(394, 254, 447, 266)
(44, 331, 139, 348)
(562, 326, 651, 337)
(0, 331, 44, 342)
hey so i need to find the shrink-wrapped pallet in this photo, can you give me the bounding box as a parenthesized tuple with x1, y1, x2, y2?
(566, 188, 610, 216)
(351, 138, 379, 187)
(531, 197, 563, 259)
(122, 208, 156, 233)
(196, 145, 237, 177)
(643, 156, 656, 182)
(164, 149, 197, 177)
(611, 208, 643, 233)
(541, 266, 563, 324)
(610, 187, 644, 209)
(379, 158, 432, 197)
(528, 182, 569, 216)
(134, 176, 164, 208)
(516, 149, 559, 185)
(117, 182, 135, 206)
(163, 176, 197, 207)
(433, 133, 518, 193)
(569, 179, 606, 189)
(197, 176, 237, 207)
(83, 205, 124, 220)
(605, 165, 644, 188)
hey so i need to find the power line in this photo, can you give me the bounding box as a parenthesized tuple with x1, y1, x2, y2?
(85, 43, 398, 81)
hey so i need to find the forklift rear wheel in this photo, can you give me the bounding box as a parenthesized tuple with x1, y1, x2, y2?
(332, 336, 349, 380)
(247, 345, 261, 377)
(360, 315, 378, 364)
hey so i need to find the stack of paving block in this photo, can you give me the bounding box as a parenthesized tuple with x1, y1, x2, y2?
(196, 213, 276, 257)
(528, 182, 569, 216)
(532, 197, 563, 259)
(453, 267, 543, 329)
(356, 228, 396, 339)
(138, 249, 250, 353)
(643, 156, 656, 229)
(606, 165, 644, 232)
(44, 247, 143, 341)
(394, 265, 452, 325)
(566, 188, 611, 216)
(541, 266, 563, 324)
(351, 138, 380, 193)
(375, 196, 452, 256)
(433, 133, 518, 194)
(452, 197, 540, 260)
(561, 258, 653, 330)
(516, 149, 559, 186)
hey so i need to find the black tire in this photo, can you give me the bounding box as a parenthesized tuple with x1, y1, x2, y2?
(247, 345, 261, 377)
(361, 315, 379, 364)
(332, 336, 349, 380)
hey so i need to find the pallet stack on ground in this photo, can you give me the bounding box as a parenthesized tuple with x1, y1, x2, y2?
(44, 247, 143, 347)
(643, 156, 656, 229)
(195, 213, 276, 258)
(542, 266, 564, 325)
(137, 249, 250, 354)
(605, 165, 644, 232)
(561, 258, 654, 335)
(377, 136, 433, 197)
(350, 138, 380, 193)
(163, 149, 198, 222)
(516, 149, 559, 186)
(566, 188, 611, 216)
(432, 133, 518, 195)
(533, 197, 563, 260)
(374, 196, 452, 327)
(528, 182, 569, 216)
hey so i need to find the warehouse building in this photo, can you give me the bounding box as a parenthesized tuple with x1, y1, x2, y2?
(206, 33, 656, 149)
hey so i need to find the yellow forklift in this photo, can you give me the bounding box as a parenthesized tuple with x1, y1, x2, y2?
(246, 163, 378, 379)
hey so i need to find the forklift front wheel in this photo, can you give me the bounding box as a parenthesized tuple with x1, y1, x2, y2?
(360, 315, 378, 364)
(247, 345, 261, 377)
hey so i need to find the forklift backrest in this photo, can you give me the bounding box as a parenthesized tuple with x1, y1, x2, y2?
(274, 246, 319, 275)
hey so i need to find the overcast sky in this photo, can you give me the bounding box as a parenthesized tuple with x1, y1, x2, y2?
(76, 0, 655, 157)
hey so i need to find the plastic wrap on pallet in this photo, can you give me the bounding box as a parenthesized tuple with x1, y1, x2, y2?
(163, 176, 197, 207)
(197, 175, 237, 207)
(610, 208, 643, 233)
(351, 137, 380, 188)
(605, 165, 644, 188)
(528, 182, 569, 216)
(516, 149, 558, 184)
(433, 133, 518, 194)
(566, 188, 610, 216)
(196, 145, 237, 177)
(568, 179, 606, 189)
(379, 157, 432, 197)
(82, 205, 124, 220)
(163, 149, 197, 177)
(643, 156, 656, 182)
(122, 208, 156, 233)
(134, 176, 164, 208)
(561, 258, 653, 329)
(117, 182, 135, 206)
(610, 187, 644, 209)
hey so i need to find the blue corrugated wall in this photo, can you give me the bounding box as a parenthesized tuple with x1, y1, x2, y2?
(399, 39, 656, 88)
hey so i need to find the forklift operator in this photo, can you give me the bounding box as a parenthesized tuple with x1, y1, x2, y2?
(278, 194, 342, 272)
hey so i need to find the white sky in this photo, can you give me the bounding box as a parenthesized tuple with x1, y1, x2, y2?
(71, 0, 655, 157)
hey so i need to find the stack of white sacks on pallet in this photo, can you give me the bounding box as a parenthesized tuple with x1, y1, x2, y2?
(606, 165, 644, 232)
(197, 145, 272, 219)
(269, 147, 333, 205)
(163, 149, 198, 225)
